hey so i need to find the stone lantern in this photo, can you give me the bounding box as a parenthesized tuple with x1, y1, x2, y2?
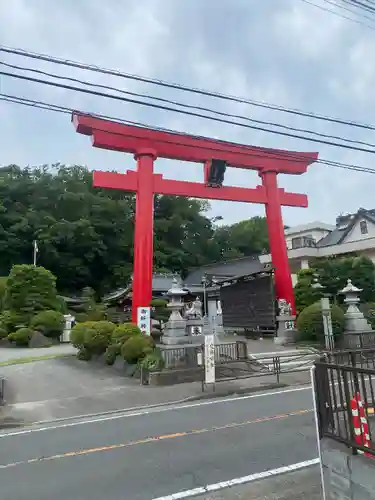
(161, 279, 188, 345)
(340, 279, 371, 333)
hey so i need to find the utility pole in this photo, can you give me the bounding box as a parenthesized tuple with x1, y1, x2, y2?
(33, 240, 38, 266)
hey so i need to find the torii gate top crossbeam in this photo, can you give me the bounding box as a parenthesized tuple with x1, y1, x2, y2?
(72, 114, 318, 175)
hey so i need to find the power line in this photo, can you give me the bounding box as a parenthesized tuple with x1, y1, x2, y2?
(300, 0, 375, 29)
(324, 0, 375, 21)
(343, 0, 375, 15)
(2, 92, 375, 176)
(1, 44, 375, 133)
(4, 69, 375, 157)
(2, 60, 375, 151)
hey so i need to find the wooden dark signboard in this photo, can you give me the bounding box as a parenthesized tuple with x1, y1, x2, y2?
(220, 274, 276, 332)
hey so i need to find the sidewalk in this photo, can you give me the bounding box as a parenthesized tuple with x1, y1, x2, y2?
(195, 466, 321, 499)
(0, 343, 76, 364)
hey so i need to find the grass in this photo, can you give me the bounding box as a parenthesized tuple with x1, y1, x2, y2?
(0, 353, 74, 367)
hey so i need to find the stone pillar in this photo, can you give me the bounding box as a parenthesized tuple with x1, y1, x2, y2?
(274, 299, 297, 345)
(301, 259, 309, 270)
(215, 300, 225, 336)
(340, 279, 372, 333)
(61, 314, 75, 343)
(185, 297, 204, 336)
(161, 279, 188, 345)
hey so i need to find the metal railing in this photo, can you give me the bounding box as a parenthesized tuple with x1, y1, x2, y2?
(314, 358, 375, 456)
(160, 341, 248, 370)
(339, 331, 375, 350)
(0, 378, 4, 405)
(324, 348, 375, 370)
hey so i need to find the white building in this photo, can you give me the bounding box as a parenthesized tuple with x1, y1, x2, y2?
(259, 208, 375, 286)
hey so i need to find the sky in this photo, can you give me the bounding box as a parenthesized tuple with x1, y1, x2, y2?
(1, 0, 375, 227)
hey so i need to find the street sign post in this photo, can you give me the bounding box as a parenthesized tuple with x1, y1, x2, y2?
(137, 306, 151, 336)
(204, 334, 216, 385)
(321, 297, 334, 351)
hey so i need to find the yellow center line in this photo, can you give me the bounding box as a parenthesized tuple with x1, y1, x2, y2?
(0, 408, 313, 470)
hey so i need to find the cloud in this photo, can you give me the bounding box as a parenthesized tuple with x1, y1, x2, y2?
(1, 0, 375, 227)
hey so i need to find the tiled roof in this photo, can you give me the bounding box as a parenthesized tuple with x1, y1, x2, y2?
(152, 274, 182, 291)
(184, 255, 269, 285)
(102, 273, 181, 302)
(316, 229, 346, 247)
(317, 208, 375, 248)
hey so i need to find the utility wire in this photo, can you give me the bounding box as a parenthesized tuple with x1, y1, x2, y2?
(324, 0, 375, 21)
(1, 45, 375, 133)
(300, 0, 375, 29)
(3, 69, 375, 157)
(2, 60, 375, 150)
(2, 92, 375, 175)
(343, 0, 375, 15)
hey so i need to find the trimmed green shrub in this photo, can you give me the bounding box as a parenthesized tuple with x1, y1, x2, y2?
(76, 287, 107, 322)
(150, 298, 169, 341)
(0, 310, 27, 333)
(77, 347, 92, 361)
(0, 327, 8, 340)
(70, 320, 116, 357)
(104, 344, 121, 365)
(8, 327, 34, 347)
(296, 301, 345, 343)
(5, 264, 60, 317)
(121, 336, 154, 364)
(30, 310, 64, 339)
(0, 277, 7, 312)
(140, 349, 165, 371)
(70, 322, 90, 349)
(111, 323, 141, 345)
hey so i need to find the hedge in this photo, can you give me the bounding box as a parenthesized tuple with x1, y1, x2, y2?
(296, 301, 345, 343)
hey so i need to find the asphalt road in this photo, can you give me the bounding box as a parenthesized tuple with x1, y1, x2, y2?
(0, 386, 319, 500)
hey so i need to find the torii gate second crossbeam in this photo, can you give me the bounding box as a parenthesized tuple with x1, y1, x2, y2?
(72, 113, 318, 321)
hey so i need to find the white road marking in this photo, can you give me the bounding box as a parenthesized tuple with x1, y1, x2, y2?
(151, 458, 320, 499)
(0, 385, 311, 439)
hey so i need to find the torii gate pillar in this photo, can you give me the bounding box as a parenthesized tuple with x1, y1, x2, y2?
(261, 170, 294, 308)
(132, 149, 156, 320)
(72, 113, 318, 321)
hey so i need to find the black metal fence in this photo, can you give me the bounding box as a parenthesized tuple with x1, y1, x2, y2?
(339, 331, 375, 350)
(160, 341, 248, 370)
(0, 378, 4, 405)
(324, 348, 375, 370)
(315, 357, 375, 456)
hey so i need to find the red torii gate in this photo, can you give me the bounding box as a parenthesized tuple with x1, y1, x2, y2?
(72, 113, 318, 322)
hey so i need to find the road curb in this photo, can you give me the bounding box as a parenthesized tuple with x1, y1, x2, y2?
(182, 382, 288, 402)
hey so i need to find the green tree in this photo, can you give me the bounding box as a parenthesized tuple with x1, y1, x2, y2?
(153, 195, 216, 275)
(0, 277, 7, 312)
(313, 255, 375, 302)
(0, 165, 223, 292)
(294, 268, 323, 314)
(5, 264, 60, 315)
(0, 164, 135, 294)
(210, 216, 269, 259)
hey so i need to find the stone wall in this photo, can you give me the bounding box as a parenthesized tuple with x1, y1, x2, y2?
(321, 438, 375, 499)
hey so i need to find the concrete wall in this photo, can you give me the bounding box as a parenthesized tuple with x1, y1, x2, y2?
(321, 438, 375, 499)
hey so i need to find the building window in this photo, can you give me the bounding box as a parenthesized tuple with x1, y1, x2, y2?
(360, 220, 368, 235)
(291, 236, 316, 249)
(292, 237, 302, 249)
